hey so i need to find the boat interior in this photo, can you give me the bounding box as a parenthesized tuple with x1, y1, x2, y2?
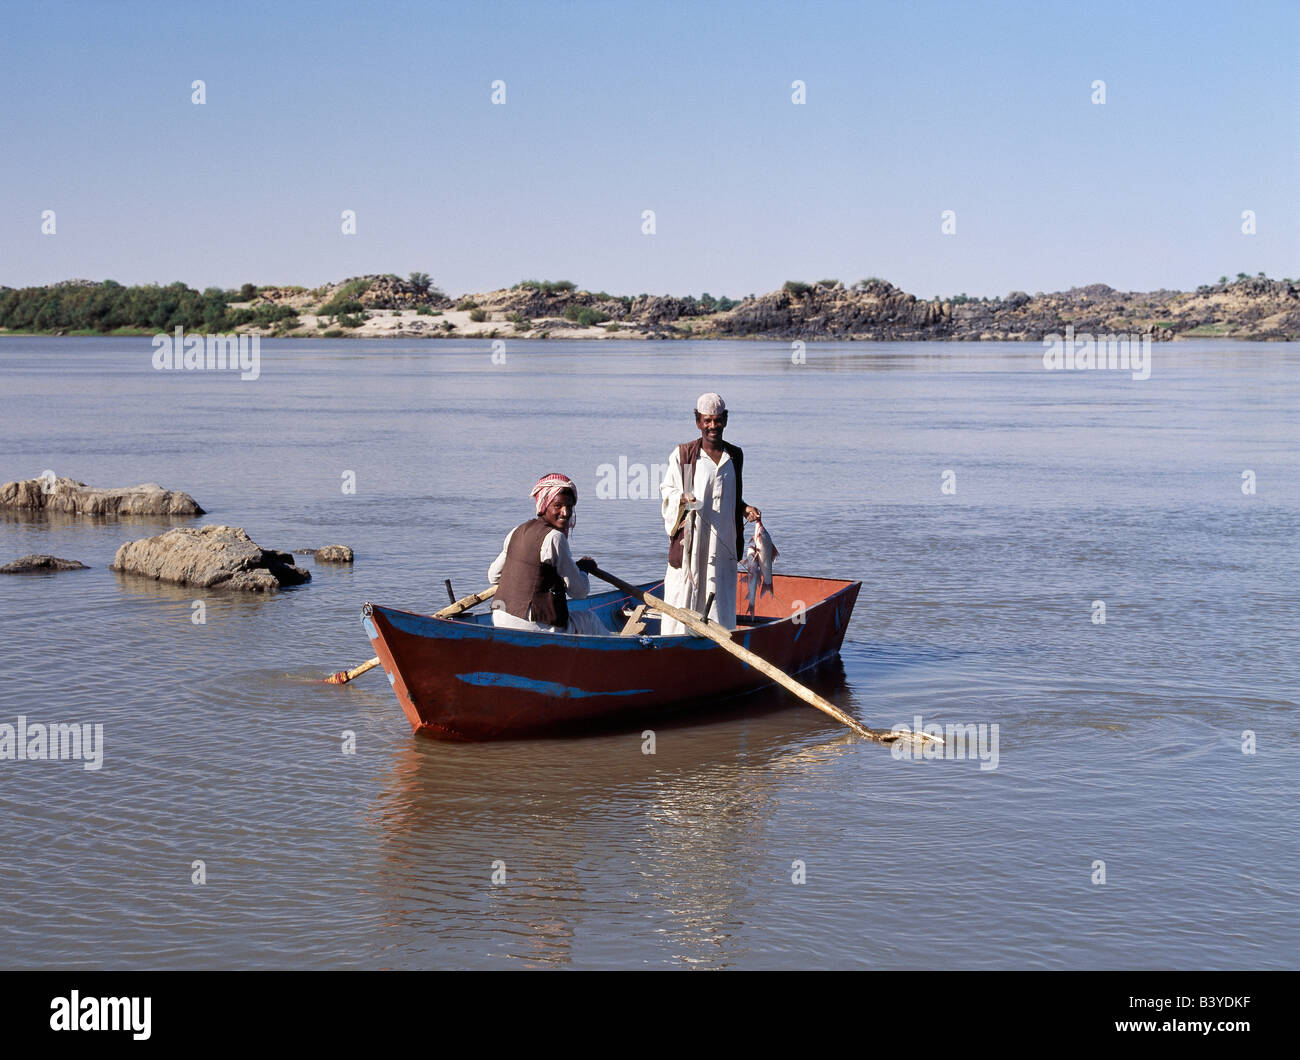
(448, 574, 845, 637)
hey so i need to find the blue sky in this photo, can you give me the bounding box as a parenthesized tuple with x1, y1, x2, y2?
(1, 0, 1296, 297)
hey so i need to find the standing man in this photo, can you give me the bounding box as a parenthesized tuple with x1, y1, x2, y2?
(659, 393, 761, 635)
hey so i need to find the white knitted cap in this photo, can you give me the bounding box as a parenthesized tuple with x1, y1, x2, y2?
(695, 392, 726, 415)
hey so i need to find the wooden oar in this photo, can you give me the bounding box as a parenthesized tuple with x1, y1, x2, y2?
(589, 566, 938, 745)
(325, 585, 498, 684)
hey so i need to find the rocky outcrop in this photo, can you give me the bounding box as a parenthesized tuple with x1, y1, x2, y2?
(0, 477, 205, 516)
(308, 274, 1300, 339)
(294, 274, 453, 311)
(627, 294, 688, 324)
(706, 277, 1300, 341)
(294, 545, 354, 563)
(111, 525, 310, 591)
(713, 280, 947, 339)
(0, 554, 89, 573)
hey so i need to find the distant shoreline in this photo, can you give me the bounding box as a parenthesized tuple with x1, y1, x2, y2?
(0, 328, 1283, 343)
(2, 274, 1297, 341)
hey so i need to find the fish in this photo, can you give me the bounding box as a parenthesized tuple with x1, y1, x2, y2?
(681, 507, 695, 587)
(739, 550, 762, 615)
(740, 519, 778, 617)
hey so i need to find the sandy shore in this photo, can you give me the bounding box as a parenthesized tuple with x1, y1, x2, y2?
(281, 307, 665, 341)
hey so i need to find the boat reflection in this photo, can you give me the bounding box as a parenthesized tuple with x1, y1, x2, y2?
(363, 661, 860, 967)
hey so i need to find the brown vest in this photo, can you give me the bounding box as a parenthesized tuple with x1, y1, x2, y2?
(668, 438, 745, 565)
(495, 518, 569, 627)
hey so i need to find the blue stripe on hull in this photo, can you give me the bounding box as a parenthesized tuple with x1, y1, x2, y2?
(455, 672, 653, 698)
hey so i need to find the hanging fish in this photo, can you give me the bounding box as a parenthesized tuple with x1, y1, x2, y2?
(740, 518, 778, 616)
(680, 494, 703, 588)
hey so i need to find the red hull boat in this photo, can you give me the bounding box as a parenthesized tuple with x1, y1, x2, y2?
(362, 572, 861, 740)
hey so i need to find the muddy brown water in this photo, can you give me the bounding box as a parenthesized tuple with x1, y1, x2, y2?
(0, 337, 1296, 968)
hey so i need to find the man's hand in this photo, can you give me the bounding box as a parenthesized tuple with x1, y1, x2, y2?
(577, 556, 597, 574)
(744, 505, 762, 522)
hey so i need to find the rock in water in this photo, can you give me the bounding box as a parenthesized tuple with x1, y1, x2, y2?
(111, 525, 310, 591)
(312, 545, 354, 563)
(0, 554, 89, 573)
(292, 545, 355, 562)
(0, 476, 205, 516)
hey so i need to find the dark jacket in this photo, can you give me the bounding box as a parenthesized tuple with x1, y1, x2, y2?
(495, 518, 569, 627)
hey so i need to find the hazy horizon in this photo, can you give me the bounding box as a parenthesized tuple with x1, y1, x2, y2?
(3, 0, 1297, 299)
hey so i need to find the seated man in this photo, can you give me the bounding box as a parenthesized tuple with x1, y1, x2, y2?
(487, 473, 608, 635)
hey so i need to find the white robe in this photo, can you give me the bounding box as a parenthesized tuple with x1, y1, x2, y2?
(487, 525, 609, 635)
(659, 446, 739, 635)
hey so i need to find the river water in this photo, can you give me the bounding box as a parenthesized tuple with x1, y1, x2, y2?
(0, 336, 1295, 969)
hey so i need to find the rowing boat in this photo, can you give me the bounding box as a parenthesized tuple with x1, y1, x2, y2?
(361, 572, 861, 740)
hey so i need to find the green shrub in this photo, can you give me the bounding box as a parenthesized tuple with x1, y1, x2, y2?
(318, 294, 366, 316)
(456, 298, 479, 310)
(515, 279, 576, 295)
(695, 293, 739, 313)
(563, 305, 610, 326)
(336, 278, 372, 300)
(416, 305, 434, 316)
(238, 283, 258, 301)
(251, 304, 298, 325)
(323, 328, 343, 337)
(316, 278, 373, 315)
(783, 281, 811, 297)
(469, 308, 488, 322)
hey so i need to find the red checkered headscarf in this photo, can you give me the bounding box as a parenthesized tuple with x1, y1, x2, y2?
(531, 473, 578, 533)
